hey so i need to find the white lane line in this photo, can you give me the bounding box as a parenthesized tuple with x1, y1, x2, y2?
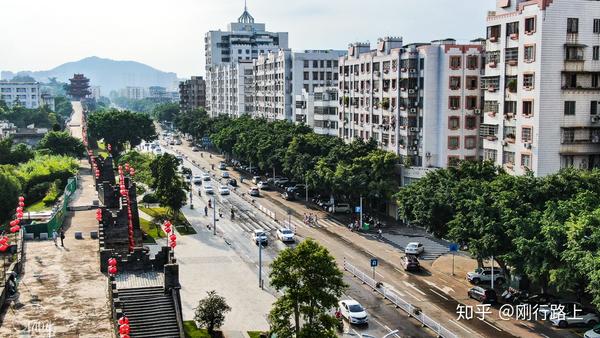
(371, 318, 401, 338)
(344, 251, 355, 259)
(450, 319, 479, 336)
(429, 288, 448, 301)
(403, 290, 424, 302)
(351, 328, 361, 337)
(482, 320, 502, 332)
(402, 281, 426, 296)
(319, 237, 331, 244)
(540, 334, 550, 338)
(375, 271, 385, 279)
(393, 267, 407, 276)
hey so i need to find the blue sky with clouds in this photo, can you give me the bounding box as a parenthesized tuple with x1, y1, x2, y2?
(0, 0, 494, 78)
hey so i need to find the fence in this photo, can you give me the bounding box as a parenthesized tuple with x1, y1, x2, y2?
(343, 260, 459, 338)
(25, 176, 78, 237)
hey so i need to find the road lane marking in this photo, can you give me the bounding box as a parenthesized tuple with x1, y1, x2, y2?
(393, 267, 407, 276)
(483, 320, 502, 331)
(371, 319, 400, 338)
(344, 252, 355, 259)
(402, 281, 426, 296)
(429, 288, 448, 301)
(450, 319, 480, 336)
(375, 271, 385, 278)
(403, 290, 424, 302)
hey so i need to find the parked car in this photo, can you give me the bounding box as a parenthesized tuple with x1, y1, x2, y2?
(468, 286, 497, 304)
(176, 155, 183, 163)
(584, 324, 600, 338)
(175, 139, 182, 145)
(252, 229, 268, 245)
(192, 175, 202, 185)
(400, 255, 420, 271)
(267, 176, 282, 185)
(551, 306, 599, 328)
(257, 181, 270, 190)
(228, 178, 237, 187)
(539, 301, 582, 318)
(203, 184, 214, 195)
(466, 267, 506, 285)
(218, 185, 230, 195)
(282, 191, 296, 201)
(252, 176, 262, 184)
(404, 242, 424, 256)
(329, 203, 352, 214)
(249, 187, 260, 197)
(524, 293, 557, 306)
(338, 300, 368, 325)
(192, 146, 199, 152)
(218, 162, 227, 170)
(276, 228, 295, 243)
(201, 173, 211, 181)
(221, 171, 230, 178)
(274, 177, 290, 187)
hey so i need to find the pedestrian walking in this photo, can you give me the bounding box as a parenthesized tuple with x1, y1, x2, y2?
(52, 230, 58, 246)
(204, 206, 208, 216)
(219, 209, 223, 218)
(60, 230, 65, 247)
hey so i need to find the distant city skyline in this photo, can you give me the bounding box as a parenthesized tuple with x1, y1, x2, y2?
(0, 0, 493, 78)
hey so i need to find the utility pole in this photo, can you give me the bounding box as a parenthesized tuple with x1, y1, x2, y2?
(189, 182, 193, 209)
(491, 255, 495, 290)
(258, 242, 263, 289)
(359, 195, 363, 231)
(212, 196, 216, 236)
(305, 176, 309, 202)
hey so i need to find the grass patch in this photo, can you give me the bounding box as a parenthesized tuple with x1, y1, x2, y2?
(139, 207, 196, 235)
(25, 199, 51, 213)
(138, 218, 160, 243)
(183, 321, 223, 338)
(248, 332, 267, 338)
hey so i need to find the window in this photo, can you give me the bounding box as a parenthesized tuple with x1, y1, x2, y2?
(312, 72, 318, 80)
(505, 101, 517, 115)
(523, 73, 535, 88)
(450, 56, 461, 69)
(521, 127, 532, 143)
(449, 76, 461, 90)
(483, 149, 497, 161)
(562, 129, 575, 144)
(313, 60, 319, 68)
(564, 101, 576, 115)
(593, 46, 599, 61)
(320, 60, 325, 68)
(465, 136, 477, 150)
(567, 18, 579, 34)
(466, 76, 478, 90)
(503, 151, 515, 165)
(523, 100, 534, 117)
(525, 17, 536, 34)
(449, 116, 460, 130)
(566, 46, 584, 61)
(327, 60, 332, 67)
(595, 19, 600, 34)
(448, 156, 461, 167)
(506, 22, 519, 36)
(504, 126, 516, 140)
(449, 96, 461, 110)
(592, 101, 598, 115)
(505, 48, 519, 64)
(448, 136, 460, 150)
(487, 25, 501, 41)
(304, 60, 309, 68)
(593, 74, 599, 88)
(303, 72, 309, 80)
(466, 116, 477, 130)
(467, 56, 478, 69)
(521, 154, 531, 169)
(466, 96, 478, 110)
(524, 45, 536, 62)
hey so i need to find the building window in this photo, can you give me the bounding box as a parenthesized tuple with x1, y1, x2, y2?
(465, 136, 477, 150)
(521, 154, 531, 169)
(523, 73, 535, 89)
(506, 21, 519, 37)
(525, 17, 536, 34)
(592, 101, 598, 115)
(523, 100, 534, 117)
(505, 101, 517, 115)
(449, 96, 461, 110)
(505, 48, 519, 64)
(483, 149, 497, 161)
(466, 76, 478, 90)
(503, 151, 515, 165)
(487, 25, 501, 41)
(448, 136, 460, 150)
(595, 19, 600, 34)
(521, 127, 532, 143)
(593, 46, 600, 60)
(313, 60, 319, 68)
(448, 116, 460, 130)
(466, 116, 477, 130)
(312, 72, 318, 80)
(567, 18, 579, 34)
(304, 60, 309, 68)
(449, 76, 461, 90)
(303, 72, 309, 80)
(524, 45, 536, 62)
(467, 56, 478, 69)
(449, 56, 461, 69)
(593, 74, 599, 88)
(448, 156, 461, 167)
(564, 101, 576, 115)
(465, 96, 478, 110)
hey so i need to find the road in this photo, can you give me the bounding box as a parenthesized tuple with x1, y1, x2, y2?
(144, 141, 435, 338)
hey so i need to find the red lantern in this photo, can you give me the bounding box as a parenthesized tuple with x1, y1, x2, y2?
(10, 226, 20, 233)
(18, 201, 24, 207)
(18, 196, 24, 202)
(118, 316, 129, 325)
(17, 212, 23, 219)
(108, 266, 117, 275)
(0, 237, 8, 245)
(169, 234, 177, 242)
(0, 245, 9, 252)
(164, 220, 172, 228)
(16, 207, 23, 213)
(108, 258, 117, 267)
(118, 324, 130, 335)
(170, 241, 177, 248)
(164, 227, 172, 234)
(10, 220, 18, 227)
(120, 335, 130, 338)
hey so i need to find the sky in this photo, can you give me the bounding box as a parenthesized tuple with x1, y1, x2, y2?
(0, 0, 494, 78)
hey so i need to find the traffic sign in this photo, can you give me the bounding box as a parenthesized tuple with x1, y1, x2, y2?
(370, 258, 378, 267)
(355, 206, 361, 213)
(449, 243, 459, 252)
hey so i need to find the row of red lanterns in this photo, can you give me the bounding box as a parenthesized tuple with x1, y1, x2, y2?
(2, 196, 26, 252)
(118, 316, 130, 337)
(163, 221, 177, 249)
(108, 257, 117, 275)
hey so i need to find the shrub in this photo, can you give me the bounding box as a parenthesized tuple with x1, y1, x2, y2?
(142, 193, 160, 204)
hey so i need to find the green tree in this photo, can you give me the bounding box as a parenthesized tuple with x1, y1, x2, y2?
(152, 102, 179, 121)
(87, 109, 157, 155)
(193, 290, 231, 334)
(269, 239, 345, 338)
(149, 154, 187, 220)
(117, 151, 155, 187)
(0, 170, 21, 225)
(37, 131, 85, 158)
(0, 138, 34, 165)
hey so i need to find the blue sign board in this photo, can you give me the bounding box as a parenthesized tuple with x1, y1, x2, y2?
(355, 206, 362, 213)
(370, 258, 378, 267)
(449, 243, 459, 252)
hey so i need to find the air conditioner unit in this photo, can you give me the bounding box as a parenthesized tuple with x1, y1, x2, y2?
(408, 89, 415, 94)
(474, 109, 482, 115)
(409, 146, 417, 151)
(413, 139, 419, 145)
(409, 127, 418, 132)
(591, 116, 600, 123)
(524, 142, 532, 149)
(410, 108, 417, 113)
(410, 69, 417, 73)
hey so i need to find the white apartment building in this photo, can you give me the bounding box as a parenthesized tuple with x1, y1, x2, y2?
(0, 82, 40, 109)
(253, 49, 345, 121)
(209, 61, 254, 117)
(295, 87, 339, 136)
(205, 4, 288, 117)
(483, 0, 600, 176)
(91, 86, 102, 100)
(339, 37, 484, 183)
(120, 86, 146, 100)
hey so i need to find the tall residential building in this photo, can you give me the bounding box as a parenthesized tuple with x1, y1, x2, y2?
(148, 86, 167, 99)
(483, 0, 600, 176)
(295, 86, 340, 136)
(0, 82, 41, 109)
(205, 3, 288, 117)
(179, 76, 207, 112)
(120, 87, 146, 100)
(91, 86, 102, 100)
(338, 37, 484, 184)
(253, 49, 345, 121)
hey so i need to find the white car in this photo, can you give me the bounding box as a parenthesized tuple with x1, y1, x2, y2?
(221, 171, 230, 178)
(192, 175, 202, 185)
(252, 176, 261, 184)
(550, 306, 599, 328)
(276, 228, 295, 242)
(252, 229, 268, 245)
(249, 186, 260, 197)
(257, 181, 269, 190)
(338, 300, 368, 325)
(218, 185, 230, 195)
(201, 173, 211, 181)
(584, 325, 600, 338)
(404, 242, 424, 255)
(203, 184, 214, 194)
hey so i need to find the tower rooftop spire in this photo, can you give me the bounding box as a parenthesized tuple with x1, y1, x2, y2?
(238, 0, 255, 24)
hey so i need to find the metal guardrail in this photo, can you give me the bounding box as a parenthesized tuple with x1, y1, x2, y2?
(344, 260, 459, 338)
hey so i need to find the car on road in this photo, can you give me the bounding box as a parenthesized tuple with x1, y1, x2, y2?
(249, 187, 260, 197)
(468, 286, 497, 304)
(228, 178, 237, 187)
(218, 185, 230, 195)
(404, 242, 424, 256)
(551, 306, 599, 328)
(328, 203, 352, 214)
(584, 324, 600, 338)
(287, 184, 306, 194)
(282, 191, 296, 201)
(275, 177, 290, 187)
(257, 181, 270, 190)
(266, 176, 282, 185)
(252, 229, 268, 245)
(192, 146, 199, 152)
(221, 171, 230, 178)
(218, 162, 227, 170)
(203, 184, 214, 195)
(192, 175, 202, 185)
(175, 139, 182, 145)
(400, 255, 420, 271)
(466, 267, 506, 285)
(338, 300, 368, 325)
(252, 176, 261, 184)
(276, 228, 295, 243)
(201, 173, 211, 181)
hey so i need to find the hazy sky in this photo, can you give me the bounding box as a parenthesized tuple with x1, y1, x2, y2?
(0, 0, 493, 78)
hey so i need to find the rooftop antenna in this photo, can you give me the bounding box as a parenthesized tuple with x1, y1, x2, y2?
(238, 0, 255, 24)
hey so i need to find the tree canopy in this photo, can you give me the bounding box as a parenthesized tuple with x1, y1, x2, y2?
(37, 131, 85, 158)
(0, 138, 34, 165)
(149, 153, 187, 218)
(193, 290, 231, 334)
(152, 102, 179, 122)
(87, 109, 157, 155)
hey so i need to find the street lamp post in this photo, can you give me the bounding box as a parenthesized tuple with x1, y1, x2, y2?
(189, 182, 194, 209)
(305, 176, 308, 202)
(359, 195, 363, 231)
(212, 196, 216, 236)
(258, 242, 263, 289)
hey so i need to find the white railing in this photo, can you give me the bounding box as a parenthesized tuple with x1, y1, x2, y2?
(343, 261, 459, 338)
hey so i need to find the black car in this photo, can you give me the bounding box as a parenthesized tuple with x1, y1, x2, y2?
(228, 179, 237, 187)
(282, 191, 296, 201)
(468, 286, 497, 304)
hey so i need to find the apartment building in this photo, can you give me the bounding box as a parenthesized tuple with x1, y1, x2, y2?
(179, 76, 207, 112)
(205, 4, 287, 117)
(483, 0, 600, 175)
(294, 86, 339, 136)
(253, 49, 345, 121)
(338, 37, 484, 183)
(208, 61, 254, 117)
(120, 87, 146, 100)
(0, 82, 41, 109)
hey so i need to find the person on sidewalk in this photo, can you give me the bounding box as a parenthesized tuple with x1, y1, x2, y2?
(52, 230, 58, 246)
(60, 230, 65, 247)
(204, 206, 208, 216)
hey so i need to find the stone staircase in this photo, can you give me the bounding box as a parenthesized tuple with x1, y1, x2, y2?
(119, 286, 182, 338)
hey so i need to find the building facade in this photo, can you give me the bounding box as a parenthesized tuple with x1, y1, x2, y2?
(0, 82, 41, 109)
(205, 4, 288, 117)
(179, 76, 207, 112)
(295, 86, 340, 136)
(338, 37, 484, 183)
(120, 87, 146, 100)
(483, 0, 600, 176)
(148, 86, 167, 99)
(208, 61, 254, 117)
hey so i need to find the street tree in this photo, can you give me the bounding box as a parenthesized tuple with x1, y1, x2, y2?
(149, 153, 187, 220)
(152, 102, 179, 122)
(193, 290, 231, 334)
(0, 138, 34, 165)
(0, 170, 21, 225)
(268, 239, 345, 338)
(37, 131, 85, 158)
(87, 109, 156, 155)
